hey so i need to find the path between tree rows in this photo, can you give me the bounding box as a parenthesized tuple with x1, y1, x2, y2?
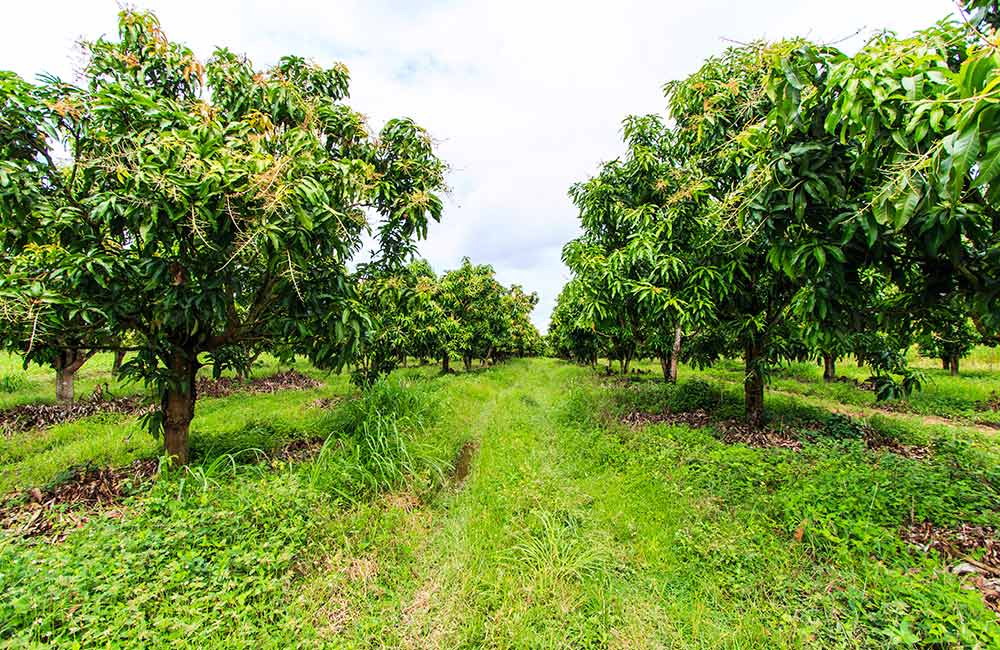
(337, 360, 821, 647)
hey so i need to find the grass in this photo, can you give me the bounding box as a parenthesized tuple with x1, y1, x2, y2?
(630, 346, 1000, 426)
(0, 356, 998, 647)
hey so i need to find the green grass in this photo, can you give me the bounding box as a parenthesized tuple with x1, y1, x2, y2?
(627, 347, 1000, 426)
(0, 353, 350, 493)
(1, 357, 999, 647)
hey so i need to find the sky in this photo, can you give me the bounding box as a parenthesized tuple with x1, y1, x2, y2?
(0, 0, 957, 330)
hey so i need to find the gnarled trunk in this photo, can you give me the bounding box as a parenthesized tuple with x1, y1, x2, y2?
(744, 340, 765, 429)
(162, 350, 197, 466)
(822, 353, 836, 382)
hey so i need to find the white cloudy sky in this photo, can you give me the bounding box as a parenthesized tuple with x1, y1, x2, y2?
(0, 0, 957, 329)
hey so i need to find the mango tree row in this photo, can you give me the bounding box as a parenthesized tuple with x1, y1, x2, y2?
(553, 1, 1000, 425)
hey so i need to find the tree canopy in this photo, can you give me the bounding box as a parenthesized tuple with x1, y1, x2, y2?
(0, 10, 446, 463)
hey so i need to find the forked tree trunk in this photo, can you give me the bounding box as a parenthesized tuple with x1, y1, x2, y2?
(52, 348, 95, 404)
(744, 341, 765, 429)
(822, 353, 836, 382)
(950, 356, 960, 376)
(162, 350, 197, 466)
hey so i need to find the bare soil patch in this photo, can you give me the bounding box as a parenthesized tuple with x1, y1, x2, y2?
(451, 440, 478, 486)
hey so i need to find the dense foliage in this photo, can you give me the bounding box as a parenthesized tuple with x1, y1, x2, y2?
(0, 10, 447, 463)
(553, 3, 1000, 425)
(354, 258, 541, 383)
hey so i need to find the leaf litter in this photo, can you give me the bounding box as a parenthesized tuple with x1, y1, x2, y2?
(0, 370, 322, 436)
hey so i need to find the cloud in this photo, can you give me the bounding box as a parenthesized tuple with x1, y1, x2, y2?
(0, 0, 956, 329)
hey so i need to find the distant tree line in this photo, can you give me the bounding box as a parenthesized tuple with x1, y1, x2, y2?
(353, 257, 543, 387)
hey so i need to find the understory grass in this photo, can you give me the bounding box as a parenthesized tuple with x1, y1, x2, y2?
(0, 357, 998, 648)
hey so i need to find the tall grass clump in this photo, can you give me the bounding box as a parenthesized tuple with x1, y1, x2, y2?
(307, 376, 446, 500)
(0, 372, 27, 394)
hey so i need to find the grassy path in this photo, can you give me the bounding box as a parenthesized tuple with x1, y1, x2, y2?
(334, 360, 824, 648)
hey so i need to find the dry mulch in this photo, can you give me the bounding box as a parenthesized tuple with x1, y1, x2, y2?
(863, 429, 931, 460)
(0, 395, 155, 438)
(272, 437, 329, 463)
(621, 408, 803, 449)
(717, 421, 803, 450)
(1, 459, 159, 542)
(194, 370, 321, 399)
(0, 370, 322, 437)
(975, 391, 1000, 413)
(621, 409, 934, 456)
(621, 409, 712, 428)
(310, 396, 344, 410)
(901, 522, 1000, 614)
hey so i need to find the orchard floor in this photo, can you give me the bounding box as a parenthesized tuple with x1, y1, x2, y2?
(1, 356, 999, 648)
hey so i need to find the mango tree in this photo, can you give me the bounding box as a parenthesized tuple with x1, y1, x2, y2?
(437, 259, 508, 371)
(547, 280, 601, 365)
(565, 114, 718, 381)
(0, 10, 446, 463)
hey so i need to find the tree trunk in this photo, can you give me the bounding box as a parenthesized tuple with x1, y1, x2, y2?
(822, 353, 836, 382)
(162, 350, 197, 466)
(670, 325, 682, 383)
(659, 353, 670, 381)
(942, 358, 950, 371)
(55, 367, 75, 404)
(52, 348, 95, 404)
(463, 354, 473, 372)
(441, 354, 450, 373)
(950, 355, 960, 376)
(744, 341, 765, 429)
(112, 349, 126, 376)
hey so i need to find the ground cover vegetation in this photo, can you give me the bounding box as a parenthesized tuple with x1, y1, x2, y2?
(2, 1, 1000, 649)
